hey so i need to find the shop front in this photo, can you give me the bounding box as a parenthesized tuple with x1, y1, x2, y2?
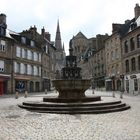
(0, 74, 10, 95)
(124, 74, 140, 94)
(14, 76, 30, 93)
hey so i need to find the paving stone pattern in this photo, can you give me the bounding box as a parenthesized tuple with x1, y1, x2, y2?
(0, 90, 140, 140)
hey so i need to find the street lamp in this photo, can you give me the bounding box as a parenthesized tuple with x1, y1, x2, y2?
(120, 74, 124, 98)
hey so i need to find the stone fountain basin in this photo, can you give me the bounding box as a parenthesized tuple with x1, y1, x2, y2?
(52, 79, 91, 98)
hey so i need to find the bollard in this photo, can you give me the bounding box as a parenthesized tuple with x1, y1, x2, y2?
(24, 91, 28, 98)
(45, 89, 47, 94)
(120, 92, 123, 99)
(15, 91, 19, 99)
(92, 89, 94, 94)
(112, 91, 115, 98)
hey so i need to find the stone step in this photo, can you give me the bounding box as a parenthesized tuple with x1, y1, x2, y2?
(18, 102, 128, 112)
(22, 105, 130, 114)
(43, 96, 101, 103)
(22, 100, 122, 107)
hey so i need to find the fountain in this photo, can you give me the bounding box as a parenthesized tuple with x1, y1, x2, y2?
(48, 45, 97, 99)
(18, 43, 130, 114)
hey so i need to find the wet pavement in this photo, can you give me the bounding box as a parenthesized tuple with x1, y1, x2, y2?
(0, 90, 140, 140)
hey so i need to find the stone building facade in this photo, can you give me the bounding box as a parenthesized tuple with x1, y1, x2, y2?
(70, 32, 108, 89)
(105, 25, 123, 91)
(0, 14, 60, 94)
(122, 4, 140, 94)
(0, 14, 14, 95)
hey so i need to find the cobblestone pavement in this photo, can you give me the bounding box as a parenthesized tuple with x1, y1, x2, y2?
(0, 90, 140, 140)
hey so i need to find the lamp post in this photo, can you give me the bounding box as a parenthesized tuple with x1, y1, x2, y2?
(111, 75, 115, 97)
(120, 74, 124, 99)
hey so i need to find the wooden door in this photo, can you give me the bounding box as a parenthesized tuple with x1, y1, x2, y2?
(0, 82, 4, 95)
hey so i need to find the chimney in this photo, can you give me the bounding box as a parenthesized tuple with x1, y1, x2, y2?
(134, 3, 140, 19)
(0, 13, 7, 36)
(0, 13, 6, 24)
(41, 26, 45, 36)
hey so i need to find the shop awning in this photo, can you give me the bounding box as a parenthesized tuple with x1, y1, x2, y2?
(0, 74, 11, 78)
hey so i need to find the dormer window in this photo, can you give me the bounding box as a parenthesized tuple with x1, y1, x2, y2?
(30, 40, 35, 47)
(130, 22, 137, 30)
(0, 27, 5, 36)
(21, 37, 26, 44)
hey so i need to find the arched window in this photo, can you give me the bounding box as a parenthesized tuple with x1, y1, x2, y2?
(125, 60, 129, 73)
(131, 57, 136, 71)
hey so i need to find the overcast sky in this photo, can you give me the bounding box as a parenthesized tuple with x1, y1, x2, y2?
(0, 0, 139, 54)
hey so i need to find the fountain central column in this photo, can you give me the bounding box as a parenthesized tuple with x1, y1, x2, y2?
(52, 44, 91, 99)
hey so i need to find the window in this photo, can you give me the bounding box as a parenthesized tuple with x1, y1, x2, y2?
(39, 53, 41, 62)
(22, 48, 24, 58)
(101, 64, 104, 74)
(106, 53, 109, 63)
(21, 37, 26, 44)
(37, 67, 39, 76)
(115, 49, 119, 59)
(34, 66, 37, 75)
(30, 40, 35, 47)
(130, 22, 137, 30)
(131, 57, 136, 71)
(111, 51, 115, 61)
(24, 64, 27, 74)
(125, 60, 129, 73)
(124, 41, 128, 53)
(20, 63, 25, 74)
(138, 56, 140, 70)
(130, 37, 135, 51)
(27, 50, 32, 60)
(45, 44, 48, 54)
(16, 46, 21, 57)
(111, 66, 115, 75)
(31, 65, 34, 75)
(31, 51, 34, 60)
(27, 65, 31, 75)
(0, 40, 6, 52)
(16, 62, 20, 73)
(24, 49, 27, 58)
(0, 27, 5, 36)
(0, 60, 4, 72)
(134, 79, 138, 91)
(34, 52, 37, 61)
(137, 34, 140, 48)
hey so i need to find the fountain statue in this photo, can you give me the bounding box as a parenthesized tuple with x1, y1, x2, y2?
(52, 44, 90, 99)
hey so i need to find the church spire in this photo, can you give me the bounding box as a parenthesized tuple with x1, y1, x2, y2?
(55, 19, 62, 50)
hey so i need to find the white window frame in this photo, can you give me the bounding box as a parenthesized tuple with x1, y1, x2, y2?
(21, 37, 26, 44)
(0, 60, 4, 72)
